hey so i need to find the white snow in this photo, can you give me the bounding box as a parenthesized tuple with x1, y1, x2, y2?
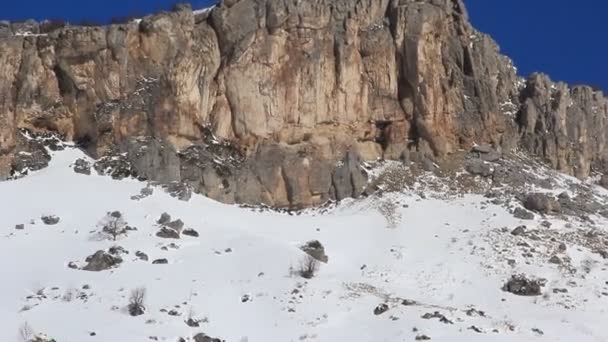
(14, 31, 48, 37)
(2, 147, 608, 341)
(193, 5, 216, 16)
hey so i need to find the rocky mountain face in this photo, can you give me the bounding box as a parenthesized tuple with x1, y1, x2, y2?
(0, 0, 607, 208)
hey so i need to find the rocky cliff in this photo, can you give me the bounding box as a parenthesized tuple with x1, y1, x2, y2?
(1, 0, 607, 208)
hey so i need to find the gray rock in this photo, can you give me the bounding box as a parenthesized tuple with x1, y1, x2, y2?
(503, 275, 542, 296)
(157, 213, 171, 225)
(548, 255, 562, 264)
(166, 219, 184, 231)
(108, 245, 128, 256)
(472, 144, 492, 154)
(421, 311, 453, 324)
(83, 251, 122, 271)
(11, 141, 51, 177)
(513, 208, 534, 220)
(596, 250, 608, 259)
(510, 225, 527, 236)
(465, 159, 492, 177)
(162, 182, 192, 201)
(123, 137, 181, 184)
(94, 151, 134, 180)
(518, 73, 608, 180)
(131, 187, 153, 201)
(156, 227, 180, 239)
(28, 334, 57, 342)
(401, 299, 417, 306)
(41, 215, 60, 225)
(300, 240, 328, 263)
(373, 303, 389, 315)
(15, 224, 24, 230)
(481, 150, 502, 162)
(192, 333, 224, 342)
(73, 158, 91, 175)
(185, 318, 200, 327)
(332, 150, 367, 201)
(600, 175, 608, 189)
(182, 228, 199, 237)
(558, 193, 602, 217)
(152, 258, 168, 264)
(135, 251, 149, 261)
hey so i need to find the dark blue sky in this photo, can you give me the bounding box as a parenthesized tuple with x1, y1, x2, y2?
(1, 0, 606, 91)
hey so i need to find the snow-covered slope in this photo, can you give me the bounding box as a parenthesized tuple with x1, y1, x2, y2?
(3, 146, 608, 342)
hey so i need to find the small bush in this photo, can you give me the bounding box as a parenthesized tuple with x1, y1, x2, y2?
(298, 255, 319, 279)
(62, 288, 76, 302)
(18, 322, 34, 342)
(100, 211, 128, 241)
(128, 287, 146, 316)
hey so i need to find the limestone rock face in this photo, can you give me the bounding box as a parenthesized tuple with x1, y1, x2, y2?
(1, 0, 607, 207)
(518, 73, 608, 178)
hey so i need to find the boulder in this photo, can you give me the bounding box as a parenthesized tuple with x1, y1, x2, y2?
(513, 208, 534, 220)
(10, 141, 51, 177)
(41, 215, 60, 225)
(162, 182, 192, 201)
(83, 251, 122, 271)
(108, 245, 128, 256)
(156, 227, 180, 239)
(182, 228, 199, 237)
(548, 255, 562, 264)
(465, 159, 492, 177)
(193, 333, 224, 342)
(373, 303, 389, 315)
(29, 334, 57, 342)
(503, 275, 543, 296)
(510, 225, 527, 236)
(300, 240, 328, 263)
(135, 251, 149, 261)
(73, 158, 91, 175)
(157, 213, 171, 225)
(166, 219, 184, 231)
(471, 144, 492, 154)
(152, 258, 168, 264)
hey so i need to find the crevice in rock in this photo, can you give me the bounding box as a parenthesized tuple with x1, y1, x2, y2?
(375, 120, 392, 151)
(280, 165, 293, 207)
(52, 64, 76, 97)
(462, 47, 474, 77)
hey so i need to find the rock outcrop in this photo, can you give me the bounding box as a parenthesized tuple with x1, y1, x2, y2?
(1, 0, 607, 208)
